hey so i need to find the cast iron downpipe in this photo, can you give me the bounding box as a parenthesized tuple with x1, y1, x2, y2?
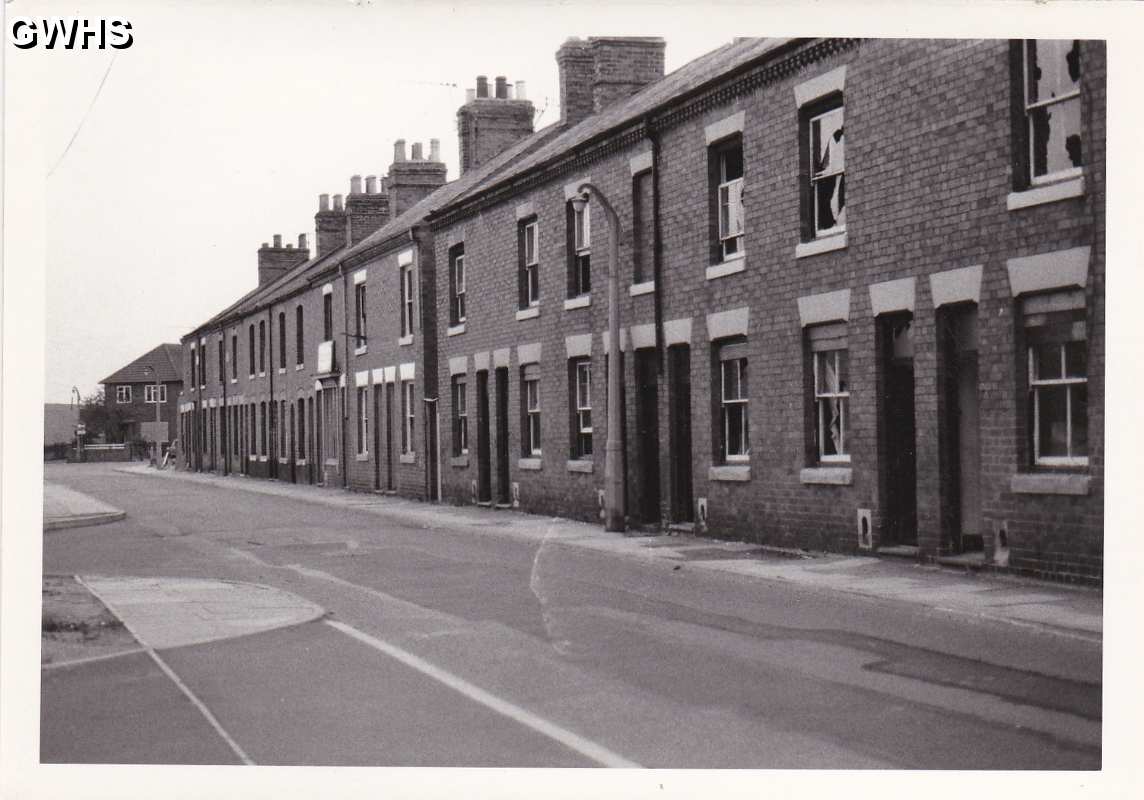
(572, 182, 624, 533)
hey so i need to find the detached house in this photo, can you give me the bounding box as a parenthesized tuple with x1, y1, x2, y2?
(181, 37, 1105, 584)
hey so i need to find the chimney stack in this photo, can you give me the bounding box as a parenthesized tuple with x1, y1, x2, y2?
(315, 192, 347, 258)
(456, 73, 536, 175)
(429, 139, 441, 162)
(557, 38, 595, 126)
(589, 37, 666, 114)
(345, 171, 390, 246)
(387, 136, 448, 217)
(365, 175, 377, 194)
(393, 139, 406, 163)
(258, 232, 309, 287)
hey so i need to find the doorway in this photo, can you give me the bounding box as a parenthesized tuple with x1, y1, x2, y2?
(289, 404, 296, 483)
(476, 371, 492, 503)
(879, 314, 918, 546)
(635, 349, 661, 524)
(668, 345, 694, 523)
(940, 306, 983, 553)
(372, 385, 381, 490)
(495, 367, 510, 505)
(385, 383, 396, 491)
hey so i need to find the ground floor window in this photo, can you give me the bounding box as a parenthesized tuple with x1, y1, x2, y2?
(717, 341, 749, 461)
(260, 402, 268, 456)
(357, 387, 369, 456)
(522, 364, 541, 456)
(401, 381, 415, 455)
(570, 358, 592, 459)
(452, 376, 468, 456)
(809, 322, 850, 463)
(1024, 290, 1088, 466)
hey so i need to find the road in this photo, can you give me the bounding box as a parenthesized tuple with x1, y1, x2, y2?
(40, 464, 1101, 769)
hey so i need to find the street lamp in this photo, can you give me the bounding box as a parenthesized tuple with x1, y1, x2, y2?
(571, 183, 625, 533)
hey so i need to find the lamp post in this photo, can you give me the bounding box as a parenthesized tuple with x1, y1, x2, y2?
(142, 365, 161, 467)
(571, 182, 625, 533)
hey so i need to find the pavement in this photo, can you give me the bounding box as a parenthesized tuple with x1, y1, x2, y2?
(108, 463, 1102, 643)
(43, 481, 127, 530)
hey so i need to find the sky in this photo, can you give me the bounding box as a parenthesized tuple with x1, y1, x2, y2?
(30, 0, 765, 403)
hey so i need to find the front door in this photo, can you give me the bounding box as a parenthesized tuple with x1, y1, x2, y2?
(941, 306, 983, 552)
(494, 367, 511, 505)
(289, 404, 296, 483)
(668, 345, 694, 523)
(372, 385, 381, 490)
(385, 383, 396, 491)
(880, 314, 918, 546)
(476, 371, 492, 503)
(635, 349, 661, 524)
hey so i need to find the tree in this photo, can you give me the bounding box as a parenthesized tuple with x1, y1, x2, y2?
(79, 389, 132, 443)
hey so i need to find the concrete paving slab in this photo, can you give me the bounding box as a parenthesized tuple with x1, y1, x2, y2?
(80, 576, 325, 650)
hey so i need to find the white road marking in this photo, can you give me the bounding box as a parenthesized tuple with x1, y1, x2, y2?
(77, 575, 255, 766)
(41, 647, 146, 671)
(326, 619, 642, 769)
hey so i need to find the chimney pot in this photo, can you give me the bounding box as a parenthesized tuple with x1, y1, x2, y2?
(273, 234, 282, 248)
(333, 194, 344, 212)
(299, 233, 308, 250)
(365, 175, 377, 194)
(495, 76, 508, 99)
(319, 193, 330, 212)
(476, 75, 489, 98)
(466, 88, 476, 103)
(350, 175, 362, 194)
(286, 243, 293, 249)
(429, 139, 441, 162)
(261, 242, 269, 249)
(393, 139, 406, 162)
(515, 80, 527, 100)
(411, 142, 423, 160)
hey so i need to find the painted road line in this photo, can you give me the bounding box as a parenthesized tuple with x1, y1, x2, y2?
(41, 647, 146, 671)
(326, 619, 643, 769)
(77, 575, 255, 766)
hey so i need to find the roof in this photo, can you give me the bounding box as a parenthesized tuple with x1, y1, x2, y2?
(185, 121, 563, 340)
(100, 343, 183, 385)
(440, 37, 794, 209)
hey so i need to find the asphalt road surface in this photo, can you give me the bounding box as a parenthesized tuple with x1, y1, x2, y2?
(41, 464, 1101, 769)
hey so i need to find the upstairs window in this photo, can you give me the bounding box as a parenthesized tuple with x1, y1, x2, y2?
(808, 101, 845, 237)
(218, 339, 225, 383)
(570, 358, 593, 459)
(248, 325, 255, 377)
(519, 219, 539, 309)
(144, 384, 167, 404)
(718, 341, 749, 462)
(230, 333, 238, 379)
(632, 170, 654, 283)
(567, 200, 591, 298)
(295, 305, 304, 365)
(354, 282, 368, 344)
(322, 291, 333, 342)
(116, 385, 132, 403)
(522, 364, 541, 456)
(400, 265, 416, 338)
(449, 245, 466, 325)
(1018, 39, 1083, 187)
(708, 137, 744, 262)
(278, 311, 287, 368)
(258, 320, 266, 374)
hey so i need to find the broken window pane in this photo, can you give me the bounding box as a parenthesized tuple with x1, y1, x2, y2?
(1027, 39, 1081, 106)
(1030, 98, 1082, 177)
(811, 106, 846, 233)
(1070, 383, 1088, 456)
(1037, 384, 1069, 458)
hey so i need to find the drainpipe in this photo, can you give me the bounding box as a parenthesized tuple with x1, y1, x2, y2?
(267, 308, 275, 480)
(339, 262, 350, 489)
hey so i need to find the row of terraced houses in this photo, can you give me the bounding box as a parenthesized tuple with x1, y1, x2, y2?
(179, 37, 1105, 583)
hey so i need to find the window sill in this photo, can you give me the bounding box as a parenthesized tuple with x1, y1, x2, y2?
(447, 323, 466, 337)
(516, 307, 540, 321)
(563, 295, 591, 311)
(355, 453, 369, 462)
(398, 335, 414, 346)
(1010, 473, 1090, 496)
(324, 458, 339, 466)
(800, 466, 853, 485)
(278, 457, 289, 465)
(705, 255, 746, 281)
(258, 456, 269, 463)
(795, 232, 847, 259)
(230, 378, 238, 385)
(248, 375, 255, 381)
(566, 459, 594, 474)
(259, 373, 266, 378)
(518, 457, 542, 471)
(295, 363, 305, 371)
(354, 346, 368, 356)
(629, 280, 655, 297)
(709, 464, 750, 482)
(399, 452, 416, 464)
(278, 367, 287, 375)
(450, 454, 469, 468)
(1007, 176, 1084, 211)
(295, 459, 307, 467)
